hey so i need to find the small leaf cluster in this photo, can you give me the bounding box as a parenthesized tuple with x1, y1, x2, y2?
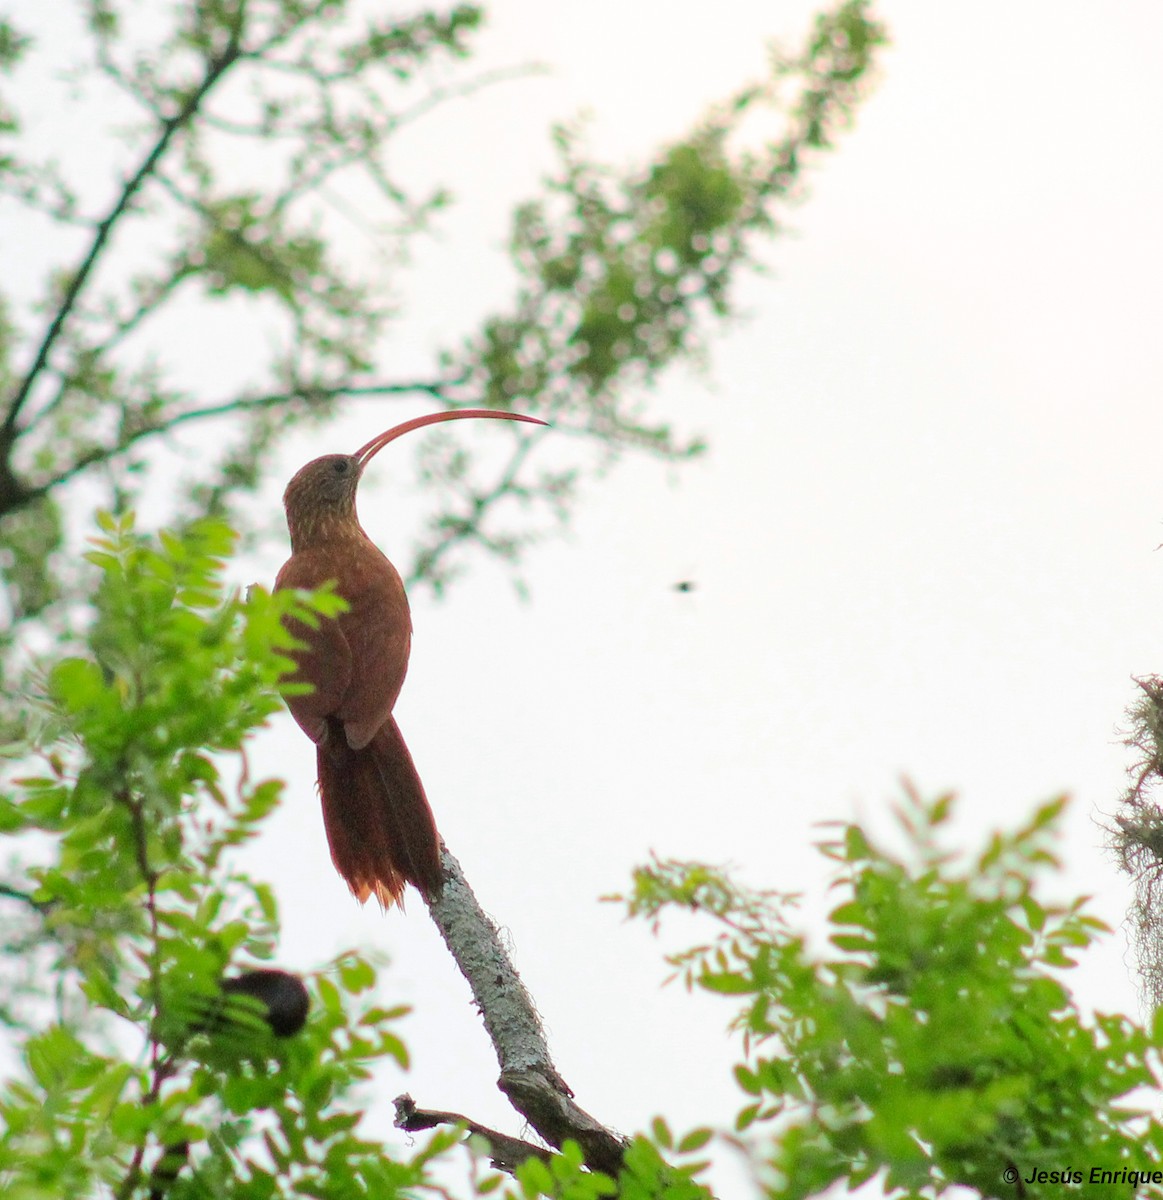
(620, 790, 1163, 1199)
(0, 515, 447, 1198)
(507, 1131, 714, 1200)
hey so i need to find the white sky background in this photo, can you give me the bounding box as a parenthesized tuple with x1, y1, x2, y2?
(8, 0, 1163, 1194)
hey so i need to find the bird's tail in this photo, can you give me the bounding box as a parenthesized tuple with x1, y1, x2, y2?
(316, 717, 443, 908)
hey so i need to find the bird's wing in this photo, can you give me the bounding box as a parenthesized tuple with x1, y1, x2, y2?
(332, 548, 412, 750)
(274, 549, 354, 745)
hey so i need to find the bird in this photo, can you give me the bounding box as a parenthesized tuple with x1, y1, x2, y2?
(274, 408, 547, 907)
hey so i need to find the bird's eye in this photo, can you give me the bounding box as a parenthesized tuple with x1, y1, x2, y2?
(332, 459, 350, 475)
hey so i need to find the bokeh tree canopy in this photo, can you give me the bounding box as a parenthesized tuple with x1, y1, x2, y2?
(0, 0, 884, 647)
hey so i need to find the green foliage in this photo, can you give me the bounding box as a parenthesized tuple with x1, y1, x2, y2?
(0, 515, 450, 1197)
(0, 512, 762, 1199)
(0, 523, 1160, 1198)
(0, 0, 885, 632)
(0, 493, 64, 632)
(506, 1134, 714, 1200)
(618, 789, 1163, 1200)
(419, 1, 887, 592)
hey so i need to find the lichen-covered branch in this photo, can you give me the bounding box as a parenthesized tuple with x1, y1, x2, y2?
(421, 846, 630, 1175)
(1108, 676, 1163, 1007)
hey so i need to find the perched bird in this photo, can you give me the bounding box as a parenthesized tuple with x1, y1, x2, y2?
(275, 409, 546, 907)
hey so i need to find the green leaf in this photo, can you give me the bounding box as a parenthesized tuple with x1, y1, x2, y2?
(337, 955, 376, 994)
(650, 1115, 673, 1149)
(677, 1127, 713, 1153)
(699, 971, 754, 995)
(48, 657, 107, 710)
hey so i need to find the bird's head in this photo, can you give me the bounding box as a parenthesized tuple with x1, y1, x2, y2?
(282, 408, 547, 549)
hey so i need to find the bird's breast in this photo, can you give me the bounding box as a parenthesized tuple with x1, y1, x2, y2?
(275, 533, 415, 733)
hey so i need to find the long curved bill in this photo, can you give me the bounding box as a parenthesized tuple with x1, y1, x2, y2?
(355, 409, 548, 470)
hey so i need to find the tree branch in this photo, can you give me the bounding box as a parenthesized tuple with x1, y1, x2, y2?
(0, 882, 48, 911)
(393, 1093, 554, 1175)
(422, 845, 629, 1177)
(135, 379, 459, 437)
(0, 379, 460, 518)
(2, 32, 245, 441)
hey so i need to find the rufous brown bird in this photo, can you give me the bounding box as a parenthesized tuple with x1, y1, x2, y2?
(275, 408, 547, 908)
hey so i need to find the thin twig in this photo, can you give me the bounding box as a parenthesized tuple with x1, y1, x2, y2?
(0, 379, 460, 517)
(379, 63, 549, 134)
(110, 782, 181, 1200)
(406, 431, 539, 588)
(140, 379, 459, 434)
(0, 882, 49, 910)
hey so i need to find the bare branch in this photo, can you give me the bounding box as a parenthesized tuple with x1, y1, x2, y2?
(393, 1093, 554, 1175)
(423, 845, 629, 1176)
